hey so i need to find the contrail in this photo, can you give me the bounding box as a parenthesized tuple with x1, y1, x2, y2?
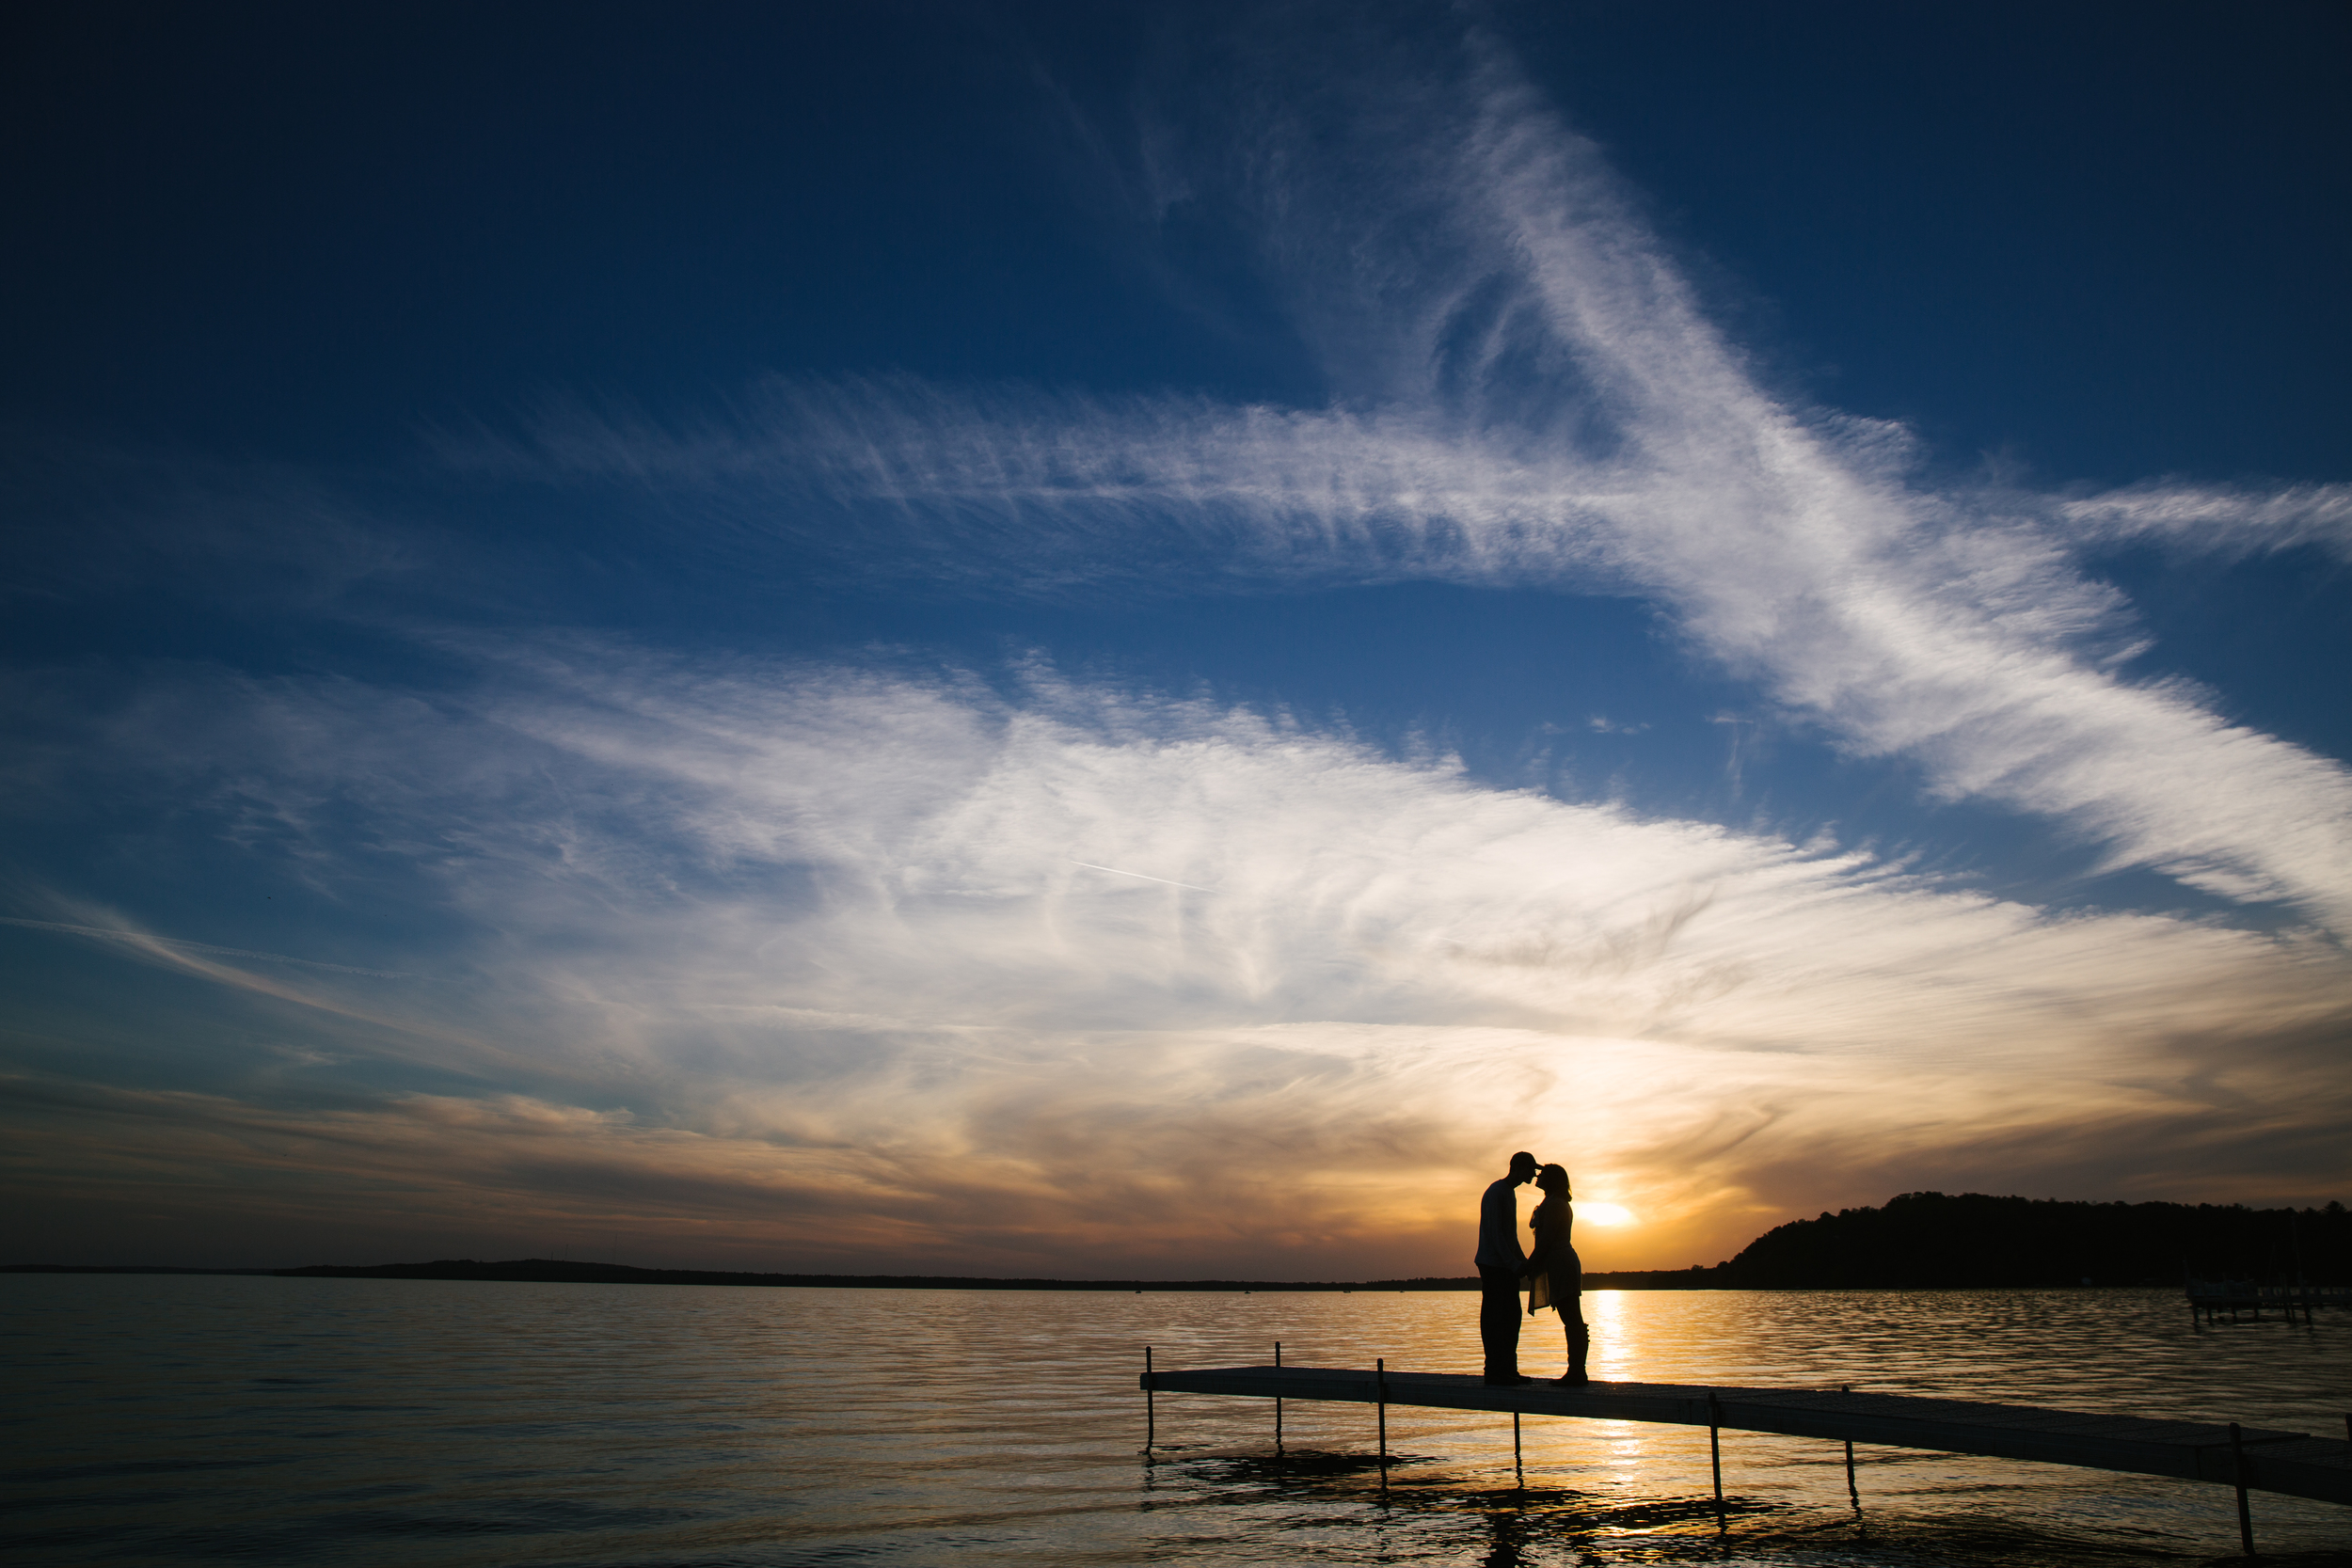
(0, 916, 413, 977)
(1069, 862, 1217, 894)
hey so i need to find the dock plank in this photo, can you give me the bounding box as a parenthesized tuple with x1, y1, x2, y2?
(1139, 1365, 2350, 1506)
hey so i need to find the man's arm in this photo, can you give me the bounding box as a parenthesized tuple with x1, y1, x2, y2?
(1474, 1179, 1526, 1270)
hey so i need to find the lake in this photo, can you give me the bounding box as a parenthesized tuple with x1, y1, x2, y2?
(6, 1275, 2348, 1564)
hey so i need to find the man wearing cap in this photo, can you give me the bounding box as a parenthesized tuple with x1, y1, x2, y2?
(1475, 1150, 1539, 1385)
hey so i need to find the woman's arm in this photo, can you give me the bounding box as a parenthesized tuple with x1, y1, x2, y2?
(1524, 1198, 1555, 1270)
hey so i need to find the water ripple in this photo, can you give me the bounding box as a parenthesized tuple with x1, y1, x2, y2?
(5, 1275, 2347, 1565)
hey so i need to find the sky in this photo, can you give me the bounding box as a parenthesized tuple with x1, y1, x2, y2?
(3, 1, 2348, 1276)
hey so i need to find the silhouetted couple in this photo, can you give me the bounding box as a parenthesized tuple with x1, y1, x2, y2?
(1475, 1150, 1589, 1386)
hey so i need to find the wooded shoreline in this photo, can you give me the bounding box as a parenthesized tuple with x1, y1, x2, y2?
(11, 1192, 2344, 1291)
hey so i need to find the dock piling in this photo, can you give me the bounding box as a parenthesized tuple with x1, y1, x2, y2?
(1274, 1341, 1283, 1454)
(1144, 1346, 1153, 1453)
(1708, 1390, 1725, 1530)
(1843, 1386, 1859, 1511)
(1136, 1360, 2352, 1531)
(2231, 1422, 2256, 1556)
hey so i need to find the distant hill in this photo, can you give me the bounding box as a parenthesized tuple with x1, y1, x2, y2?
(261, 1260, 1473, 1291)
(9, 1192, 2344, 1290)
(1, 1259, 1484, 1291)
(1597, 1192, 2351, 1290)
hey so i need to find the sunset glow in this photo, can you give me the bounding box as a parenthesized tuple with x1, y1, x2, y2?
(3, 6, 2345, 1279)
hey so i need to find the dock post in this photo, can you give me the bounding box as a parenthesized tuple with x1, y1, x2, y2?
(1273, 1341, 1282, 1454)
(1708, 1391, 1725, 1530)
(1842, 1386, 1859, 1511)
(2230, 1422, 2255, 1557)
(1144, 1346, 1154, 1453)
(1513, 1410, 1522, 1487)
(1375, 1357, 1389, 1494)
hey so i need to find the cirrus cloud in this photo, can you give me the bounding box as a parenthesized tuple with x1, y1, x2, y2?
(6, 644, 2344, 1272)
(443, 30, 2352, 939)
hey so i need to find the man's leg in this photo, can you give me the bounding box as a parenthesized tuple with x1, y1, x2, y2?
(1479, 1267, 1522, 1381)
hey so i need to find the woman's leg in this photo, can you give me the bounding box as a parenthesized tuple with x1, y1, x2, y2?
(1559, 1299, 1590, 1385)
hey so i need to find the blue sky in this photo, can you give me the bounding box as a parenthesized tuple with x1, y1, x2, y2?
(4, 2, 2347, 1275)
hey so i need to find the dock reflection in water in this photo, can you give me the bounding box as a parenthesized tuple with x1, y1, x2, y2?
(7, 1275, 2349, 1565)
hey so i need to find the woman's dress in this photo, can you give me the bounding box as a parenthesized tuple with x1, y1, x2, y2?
(1525, 1196, 1581, 1316)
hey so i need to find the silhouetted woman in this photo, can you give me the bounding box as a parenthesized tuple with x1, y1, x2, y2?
(1523, 1164, 1590, 1385)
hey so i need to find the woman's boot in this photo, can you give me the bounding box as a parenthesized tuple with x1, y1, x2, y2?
(1556, 1323, 1590, 1386)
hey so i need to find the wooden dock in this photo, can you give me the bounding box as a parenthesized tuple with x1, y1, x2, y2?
(1140, 1362, 2352, 1511)
(2189, 1278, 2352, 1324)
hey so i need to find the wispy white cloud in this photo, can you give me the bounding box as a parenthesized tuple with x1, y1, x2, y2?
(0, 915, 413, 977)
(7, 18, 2348, 1275)
(443, 35, 2352, 937)
(1070, 861, 1219, 893)
(2055, 480, 2352, 561)
(7, 648, 2344, 1270)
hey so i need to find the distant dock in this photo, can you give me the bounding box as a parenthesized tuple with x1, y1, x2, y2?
(2188, 1278, 2352, 1324)
(1140, 1359, 2352, 1549)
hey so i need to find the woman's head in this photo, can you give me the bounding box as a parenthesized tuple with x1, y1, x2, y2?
(1536, 1164, 1570, 1195)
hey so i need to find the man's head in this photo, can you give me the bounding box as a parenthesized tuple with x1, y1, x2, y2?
(1507, 1151, 1539, 1184)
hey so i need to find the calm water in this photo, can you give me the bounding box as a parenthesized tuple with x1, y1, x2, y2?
(6, 1277, 2349, 1566)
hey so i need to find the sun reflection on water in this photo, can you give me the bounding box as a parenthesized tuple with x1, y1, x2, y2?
(8, 1277, 2349, 1566)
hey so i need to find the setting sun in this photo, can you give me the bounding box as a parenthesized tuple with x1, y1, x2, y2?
(1576, 1202, 1636, 1227)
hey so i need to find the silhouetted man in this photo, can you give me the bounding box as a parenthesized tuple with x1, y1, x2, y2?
(1476, 1150, 1539, 1385)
